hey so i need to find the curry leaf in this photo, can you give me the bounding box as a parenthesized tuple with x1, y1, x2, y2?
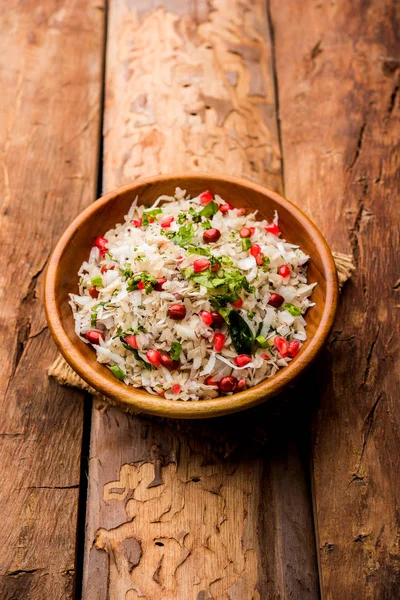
(228, 310, 254, 355)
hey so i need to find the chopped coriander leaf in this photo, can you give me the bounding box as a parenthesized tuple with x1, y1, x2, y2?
(91, 275, 103, 287)
(135, 254, 146, 261)
(170, 342, 182, 360)
(284, 303, 302, 316)
(173, 223, 195, 247)
(210, 292, 238, 309)
(127, 271, 157, 292)
(187, 245, 211, 257)
(247, 311, 255, 319)
(121, 264, 133, 279)
(109, 365, 126, 381)
(177, 212, 187, 224)
(242, 238, 252, 251)
(188, 207, 202, 223)
(199, 201, 219, 218)
(201, 220, 212, 229)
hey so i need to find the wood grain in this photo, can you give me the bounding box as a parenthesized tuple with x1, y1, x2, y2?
(270, 0, 400, 597)
(0, 1, 104, 597)
(83, 1, 319, 598)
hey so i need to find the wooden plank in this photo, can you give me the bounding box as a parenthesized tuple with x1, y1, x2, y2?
(270, 0, 400, 597)
(0, 1, 104, 598)
(83, 1, 319, 598)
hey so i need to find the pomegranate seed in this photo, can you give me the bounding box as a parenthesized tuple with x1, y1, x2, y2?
(214, 332, 226, 351)
(268, 293, 285, 308)
(200, 190, 213, 204)
(146, 349, 161, 366)
(250, 243, 261, 257)
(234, 354, 252, 367)
(249, 227, 255, 236)
(100, 264, 115, 274)
(156, 389, 165, 397)
(168, 304, 187, 320)
(261, 353, 270, 360)
(239, 227, 251, 238)
(124, 335, 137, 349)
(172, 383, 181, 394)
(85, 330, 105, 344)
(132, 218, 142, 227)
(95, 236, 108, 256)
(274, 336, 290, 358)
(219, 202, 233, 213)
(237, 379, 246, 390)
(288, 340, 301, 357)
(148, 216, 155, 223)
(265, 223, 281, 236)
(193, 258, 211, 272)
(176, 255, 184, 264)
(211, 312, 224, 327)
(161, 215, 174, 228)
(237, 208, 246, 216)
(256, 253, 264, 266)
(137, 280, 145, 290)
(205, 376, 218, 386)
(89, 286, 99, 299)
(219, 376, 238, 393)
(231, 298, 243, 309)
(160, 353, 180, 371)
(203, 228, 221, 243)
(278, 265, 291, 278)
(200, 311, 213, 326)
(211, 262, 220, 272)
(154, 277, 166, 291)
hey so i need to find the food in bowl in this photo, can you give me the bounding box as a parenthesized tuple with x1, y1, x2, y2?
(70, 188, 316, 400)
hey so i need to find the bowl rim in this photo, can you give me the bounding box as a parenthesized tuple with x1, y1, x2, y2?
(44, 172, 339, 419)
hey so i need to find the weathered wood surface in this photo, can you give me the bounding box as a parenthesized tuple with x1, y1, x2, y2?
(83, 1, 319, 598)
(0, 1, 104, 598)
(270, 0, 400, 597)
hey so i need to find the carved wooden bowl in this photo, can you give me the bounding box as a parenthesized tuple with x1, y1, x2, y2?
(45, 173, 338, 419)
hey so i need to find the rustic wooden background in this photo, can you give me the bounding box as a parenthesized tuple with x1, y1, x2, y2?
(1, 1, 399, 599)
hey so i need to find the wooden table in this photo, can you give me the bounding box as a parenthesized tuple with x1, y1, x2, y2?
(1, 1, 399, 598)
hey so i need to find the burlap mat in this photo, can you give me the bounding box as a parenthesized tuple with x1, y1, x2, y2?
(48, 252, 355, 398)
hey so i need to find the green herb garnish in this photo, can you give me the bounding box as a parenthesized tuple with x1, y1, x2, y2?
(144, 207, 162, 218)
(199, 201, 219, 219)
(187, 245, 211, 257)
(201, 220, 212, 229)
(241, 238, 252, 251)
(170, 342, 182, 360)
(228, 310, 254, 355)
(173, 223, 195, 247)
(177, 212, 187, 224)
(91, 275, 103, 287)
(132, 349, 152, 371)
(255, 335, 270, 348)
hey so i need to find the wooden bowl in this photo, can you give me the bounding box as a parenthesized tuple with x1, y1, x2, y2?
(45, 173, 338, 419)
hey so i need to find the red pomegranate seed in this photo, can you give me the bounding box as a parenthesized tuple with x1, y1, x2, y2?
(154, 277, 166, 291)
(274, 336, 289, 358)
(211, 312, 224, 327)
(193, 258, 211, 272)
(138, 280, 145, 290)
(85, 330, 105, 344)
(100, 264, 115, 274)
(124, 335, 137, 349)
(237, 378, 246, 390)
(261, 353, 271, 360)
(172, 383, 181, 394)
(203, 228, 221, 243)
(200, 190, 213, 204)
(160, 353, 180, 371)
(132, 218, 142, 227)
(148, 216, 155, 223)
(219, 202, 233, 213)
(237, 208, 246, 216)
(156, 389, 165, 397)
(205, 376, 218, 386)
(200, 311, 213, 326)
(89, 286, 99, 299)
(214, 332, 226, 351)
(265, 223, 281, 236)
(161, 215, 174, 228)
(239, 227, 251, 238)
(95, 236, 108, 256)
(278, 265, 291, 278)
(234, 354, 252, 367)
(250, 243, 261, 257)
(176, 255, 184, 264)
(268, 293, 285, 308)
(288, 340, 301, 357)
(231, 298, 243, 309)
(211, 262, 220, 272)
(256, 253, 264, 266)
(219, 376, 238, 393)
(146, 349, 161, 365)
(168, 304, 186, 320)
(249, 227, 255, 236)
